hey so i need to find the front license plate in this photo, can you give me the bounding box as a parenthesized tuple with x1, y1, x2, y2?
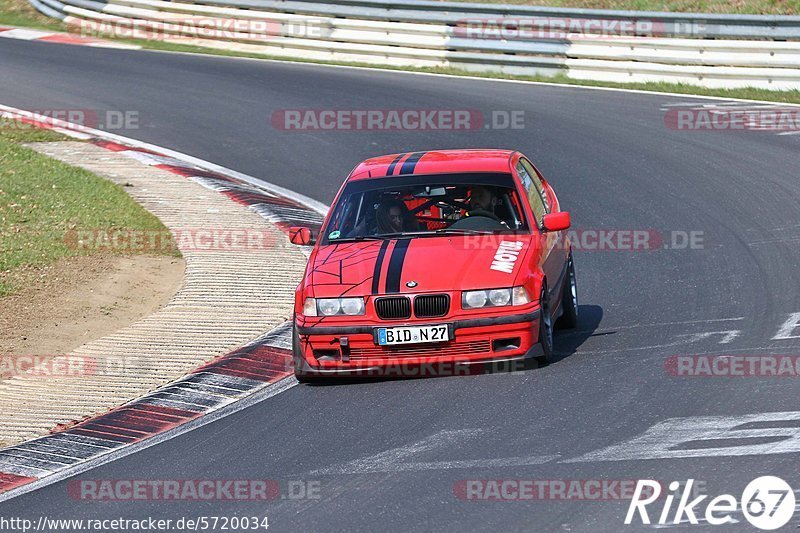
(376, 325, 449, 346)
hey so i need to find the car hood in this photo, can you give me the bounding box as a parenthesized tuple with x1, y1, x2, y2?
(307, 235, 533, 297)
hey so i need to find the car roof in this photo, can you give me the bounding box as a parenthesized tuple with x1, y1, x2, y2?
(348, 149, 516, 181)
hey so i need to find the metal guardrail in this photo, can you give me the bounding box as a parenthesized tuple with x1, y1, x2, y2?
(28, 0, 800, 89)
(189, 0, 800, 40)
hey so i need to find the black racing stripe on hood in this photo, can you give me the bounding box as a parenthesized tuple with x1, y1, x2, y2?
(385, 239, 411, 293)
(386, 153, 405, 176)
(371, 240, 391, 294)
(398, 152, 426, 175)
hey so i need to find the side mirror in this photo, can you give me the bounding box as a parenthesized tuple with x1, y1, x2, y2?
(289, 226, 313, 245)
(542, 212, 571, 232)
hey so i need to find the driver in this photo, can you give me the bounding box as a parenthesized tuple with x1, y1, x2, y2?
(468, 186, 500, 217)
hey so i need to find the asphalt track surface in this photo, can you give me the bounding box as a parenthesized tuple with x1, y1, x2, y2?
(2, 38, 800, 531)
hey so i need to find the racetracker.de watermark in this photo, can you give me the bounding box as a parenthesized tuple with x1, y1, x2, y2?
(306, 360, 528, 377)
(0, 355, 94, 379)
(664, 107, 800, 132)
(64, 228, 279, 252)
(454, 17, 673, 40)
(76, 17, 332, 41)
(665, 355, 800, 377)
(455, 480, 654, 501)
(456, 230, 705, 252)
(68, 479, 321, 501)
(270, 109, 526, 131)
(77, 18, 281, 41)
(0, 355, 146, 379)
(0, 109, 139, 131)
(452, 479, 702, 501)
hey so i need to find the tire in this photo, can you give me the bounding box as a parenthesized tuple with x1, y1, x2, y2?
(294, 368, 315, 384)
(292, 320, 316, 383)
(535, 284, 554, 366)
(555, 253, 578, 330)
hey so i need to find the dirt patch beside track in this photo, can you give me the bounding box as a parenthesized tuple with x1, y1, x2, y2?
(0, 254, 185, 378)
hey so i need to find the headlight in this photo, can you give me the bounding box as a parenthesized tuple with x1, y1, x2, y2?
(340, 298, 365, 315)
(464, 290, 487, 309)
(303, 297, 365, 316)
(488, 288, 511, 306)
(317, 299, 341, 316)
(462, 286, 530, 309)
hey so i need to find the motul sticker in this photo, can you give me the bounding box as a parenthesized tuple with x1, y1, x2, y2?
(490, 241, 523, 273)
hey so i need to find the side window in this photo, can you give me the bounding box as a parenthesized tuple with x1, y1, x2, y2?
(520, 158, 550, 214)
(326, 192, 361, 237)
(516, 161, 546, 226)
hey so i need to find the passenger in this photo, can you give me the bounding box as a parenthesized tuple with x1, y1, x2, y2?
(376, 199, 418, 234)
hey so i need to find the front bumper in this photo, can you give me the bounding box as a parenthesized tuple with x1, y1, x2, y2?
(294, 309, 542, 377)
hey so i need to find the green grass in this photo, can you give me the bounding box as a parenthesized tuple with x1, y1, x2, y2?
(0, 0, 64, 30)
(439, 0, 800, 15)
(2, 0, 798, 20)
(0, 128, 177, 297)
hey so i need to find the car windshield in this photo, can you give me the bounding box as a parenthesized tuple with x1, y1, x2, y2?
(320, 172, 529, 244)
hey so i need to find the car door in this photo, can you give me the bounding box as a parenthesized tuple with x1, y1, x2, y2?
(515, 157, 567, 306)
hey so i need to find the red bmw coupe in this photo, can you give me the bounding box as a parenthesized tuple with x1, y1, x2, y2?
(288, 149, 577, 381)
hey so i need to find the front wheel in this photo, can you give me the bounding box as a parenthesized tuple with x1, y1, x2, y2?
(555, 253, 578, 330)
(535, 284, 554, 366)
(292, 320, 316, 383)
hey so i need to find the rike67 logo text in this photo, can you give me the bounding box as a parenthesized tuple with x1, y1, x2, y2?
(625, 477, 795, 530)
